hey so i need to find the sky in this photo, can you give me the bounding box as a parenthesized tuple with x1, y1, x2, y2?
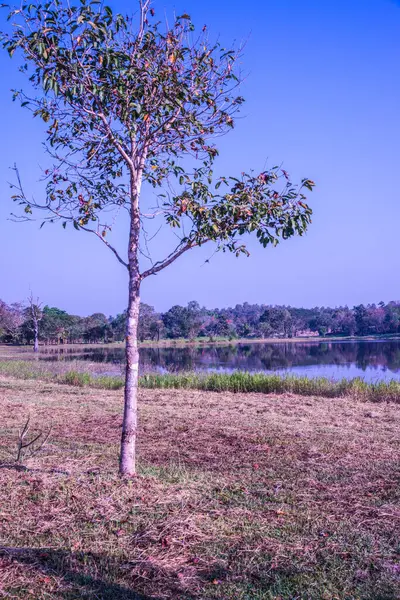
(1, 0, 400, 316)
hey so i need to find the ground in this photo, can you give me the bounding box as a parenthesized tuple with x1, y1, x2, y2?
(0, 377, 399, 599)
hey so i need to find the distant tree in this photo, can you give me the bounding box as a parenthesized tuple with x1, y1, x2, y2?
(236, 321, 252, 337)
(84, 313, 110, 343)
(163, 302, 203, 339)
(309, 310, 333, 337)
(112, 306, 164, 341)
(3, 1, 314, 475)
(111, 311, 127, 342)
(258, 319, 274, 338)
(366, 304, 386, 334)
(67, 315, 86, 343)
(260, 307, 292, 337)
(288, 306, 315, 333)
(0, 300, 24, 342)
(331, 307, 356, 336)
(204, 313, 233, 338)
(149, 318, 164, 341)
(186, 302, 204, 339)
(27, 293, 43, 352)
(40, 306, 72, 343)
(138, 303, 161, 341)
(354, 304, 370, 336)
(233, 302, 265, 337)
(383, 303, 400, 333)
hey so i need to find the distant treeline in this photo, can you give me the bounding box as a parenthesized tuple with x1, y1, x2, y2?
(1, 299, 400, 345)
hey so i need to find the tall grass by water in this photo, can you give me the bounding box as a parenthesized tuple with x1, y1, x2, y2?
(140, 371, 400, 402)
(1, 359, 400, 402)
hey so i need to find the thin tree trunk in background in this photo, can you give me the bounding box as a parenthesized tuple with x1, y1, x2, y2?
(33, 323, 39, 353)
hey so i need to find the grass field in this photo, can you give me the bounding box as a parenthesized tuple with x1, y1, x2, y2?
(0, 376, 399, 599)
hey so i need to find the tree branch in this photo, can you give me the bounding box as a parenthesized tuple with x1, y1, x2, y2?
(81, 226, 129, 269)
(140, 238, 210, 279)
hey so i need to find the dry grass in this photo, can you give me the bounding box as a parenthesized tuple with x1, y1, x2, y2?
(0, 376, 399, 599)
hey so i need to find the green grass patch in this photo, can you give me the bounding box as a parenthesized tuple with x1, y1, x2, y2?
(0, 360, 51, 381)
(59, 370, 124, 389)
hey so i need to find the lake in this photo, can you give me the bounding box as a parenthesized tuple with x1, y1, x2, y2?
(37, 339, 400, 382)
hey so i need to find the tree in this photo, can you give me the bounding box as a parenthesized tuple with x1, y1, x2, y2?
(27, 293, 43, 352)
(110, 310, 127, 342)
(260, 307, 292, 337)
(163, 302, 203, 339)
(366, 303, 385, 335)
(67, 315, 86, 343)
(330, 307, 355, 336)
(354, 304, 370, 336)
(138, 303, 161, 341)
(0, 300, 24, 342)
(3, 0, 314, 475)
(84, 312, 110, 342)
(204, 313, 233, 338)
(383, 303, 400, 334)
(309, 310, 333, 337)
(186, 301, 203, 339)
(148, 316, 164, 341)
(40, 305, 72, 343)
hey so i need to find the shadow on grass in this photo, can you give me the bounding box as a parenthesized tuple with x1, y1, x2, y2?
(0, 546, 200, 599)
(0, 462, 71, 475)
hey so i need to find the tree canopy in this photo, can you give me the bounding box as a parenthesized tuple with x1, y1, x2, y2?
(3, 0, 314, 270)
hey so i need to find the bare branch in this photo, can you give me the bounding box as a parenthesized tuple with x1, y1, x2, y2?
(15, 416, 52, 464)
(141, 238, 210, 279)
(80, 226, 129, 269)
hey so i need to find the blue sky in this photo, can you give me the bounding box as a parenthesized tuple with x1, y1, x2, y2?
(1, 0, 399, 315)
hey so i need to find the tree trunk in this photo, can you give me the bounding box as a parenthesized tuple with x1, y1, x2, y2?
(119, 171, 142, 476)
(119, 271, 141, 475)
(33, 323, 39, 353)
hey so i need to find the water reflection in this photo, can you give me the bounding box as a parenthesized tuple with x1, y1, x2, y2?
(36, 340, 400, 382)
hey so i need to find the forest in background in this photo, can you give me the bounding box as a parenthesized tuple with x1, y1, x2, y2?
(1, 298, 400, 345)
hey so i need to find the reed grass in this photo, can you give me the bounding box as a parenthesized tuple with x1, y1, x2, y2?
(0, 360, 52, 381)
(140, 372, 400, 402)
(1, 360, 399, 401)
(60, 370, 124, 390)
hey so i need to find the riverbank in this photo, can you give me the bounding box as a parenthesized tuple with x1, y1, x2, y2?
(0, 377, 399, 599)
(139, 333, 400, 347)
(3, 332, 400, 353)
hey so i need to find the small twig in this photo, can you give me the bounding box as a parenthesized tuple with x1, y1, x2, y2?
(15, 416, 53, 464)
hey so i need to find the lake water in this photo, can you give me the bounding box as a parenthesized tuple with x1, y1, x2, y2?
(37, 339, 400, 382)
